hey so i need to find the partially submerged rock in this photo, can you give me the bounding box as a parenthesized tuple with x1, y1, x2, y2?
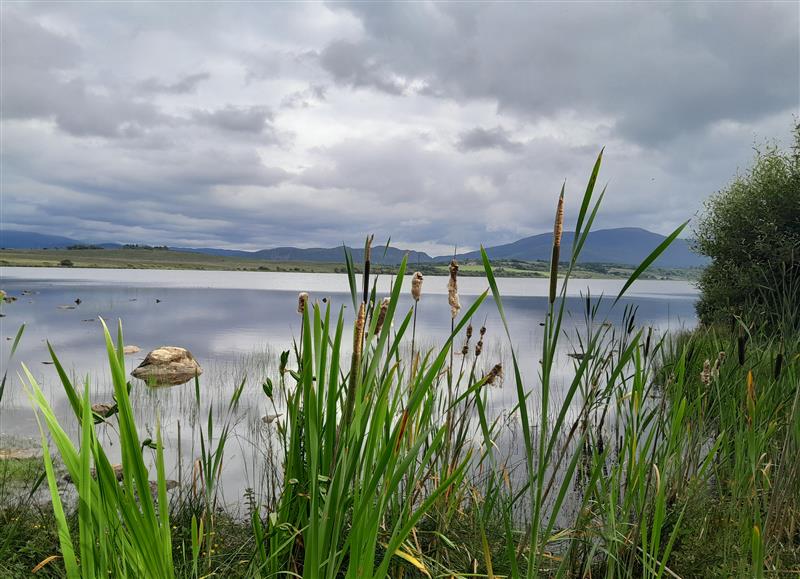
(131, 346, 202, 386)
(262, 413, 282, 425)
(62, 465, 178, 495)
(123, 345, 141, 355)
(149, 480, 179, 495)
(91, 403, 116, 418)
(63, 463, 124, 484)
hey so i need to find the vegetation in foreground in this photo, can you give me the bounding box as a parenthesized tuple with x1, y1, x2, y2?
(0, 247, 699, 280)
(0, 148, 797, 577)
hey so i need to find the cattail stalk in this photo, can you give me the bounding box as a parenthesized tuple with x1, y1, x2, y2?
(410, 272, 423, 381)
(549, 187, 565, 304)
(363, 235, 374, 305)
(335, 238, 371, 466)
(335, 301, 366, 466)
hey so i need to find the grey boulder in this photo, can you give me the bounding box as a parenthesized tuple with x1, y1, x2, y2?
(131, 346, 202, 386)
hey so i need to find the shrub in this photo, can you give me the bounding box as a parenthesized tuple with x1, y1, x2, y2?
(59, 259, 74, 267)
(693, 122, 800, 329)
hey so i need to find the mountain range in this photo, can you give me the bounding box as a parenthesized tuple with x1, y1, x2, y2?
(0, 227, 707, 268)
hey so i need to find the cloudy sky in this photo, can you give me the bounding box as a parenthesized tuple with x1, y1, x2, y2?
(1, 1, 798, 255)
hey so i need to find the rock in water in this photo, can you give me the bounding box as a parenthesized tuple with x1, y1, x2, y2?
(131, 346, 202, 386)
(123, 345, 141, 355)
(91, 403, 116, 418)
(262, 413, 282, 424)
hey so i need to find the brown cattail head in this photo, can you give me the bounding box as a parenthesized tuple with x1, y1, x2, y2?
(737, 328, 747, 366)
(411, 271, 423, 302)
(713, 351, 726, 374)
(700, 359, 712, 386)
(479, 325, 486, 337)
(353, 303, 366, 360)
(448, 258, 461, 319)
(485, 363, 503, 386)
(475, 339, 483, 357)
(774, 352, 784, 380)
(466, 324, 473, 341)
(461, 344, 469, 356)
(549, 187, 565, 305)
(375, 297, 390, 335)
(553, 189, 565, 248)
(362, 235, 374, 304)
(297, 292, 309, 315)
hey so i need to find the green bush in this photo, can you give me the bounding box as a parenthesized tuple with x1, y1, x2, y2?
(693, 122, 800, 329)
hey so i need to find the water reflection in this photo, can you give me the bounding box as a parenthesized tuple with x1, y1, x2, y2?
(0, 268, 697, 504)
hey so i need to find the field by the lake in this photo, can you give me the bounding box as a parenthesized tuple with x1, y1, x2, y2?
(0, 247, 701, 280)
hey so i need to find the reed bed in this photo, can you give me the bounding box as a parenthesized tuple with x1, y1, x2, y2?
(1, 151, 797, 578)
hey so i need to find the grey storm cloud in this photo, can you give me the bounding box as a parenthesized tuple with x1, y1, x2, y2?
(191, 106, 277, 135)
(1, 2, 798, 252)
(457, 126, 524, 153)
(327, 2, 800, 144)
(319, 41, 410, 96)
(139, 72, 210, 94)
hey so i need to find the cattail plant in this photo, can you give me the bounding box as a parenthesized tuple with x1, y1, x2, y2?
(411, 271, 423, 302)
(549, 188, 565, 304)
(475, 326, 486, 357)
(410, 271, 424, 378)
(485, 363, 503, 386)
(297, 292, 309, 315)
(700, 359, 712, 386)
(375, 297, 390, 335)
(448, 259, 461, 319)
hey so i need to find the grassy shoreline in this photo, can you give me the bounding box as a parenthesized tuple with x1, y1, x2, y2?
(0, 248, 701, 280)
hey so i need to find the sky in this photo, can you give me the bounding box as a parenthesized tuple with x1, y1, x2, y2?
(1, 1, 798, 256)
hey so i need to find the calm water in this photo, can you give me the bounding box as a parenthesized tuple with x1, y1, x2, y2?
(0, 267, 698, 505)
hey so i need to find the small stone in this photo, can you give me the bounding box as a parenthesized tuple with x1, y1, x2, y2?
(261, 413, 282, 424)
(91, 403, 116, 418)
(123, 345, 141, 355)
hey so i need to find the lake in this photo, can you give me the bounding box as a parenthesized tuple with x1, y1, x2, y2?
(0, 267, 698, 506)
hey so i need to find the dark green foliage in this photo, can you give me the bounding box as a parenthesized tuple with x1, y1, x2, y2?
(694, 122, 800, 328)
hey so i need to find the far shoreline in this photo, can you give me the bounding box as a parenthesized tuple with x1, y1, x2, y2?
(0, 247, 702, 281)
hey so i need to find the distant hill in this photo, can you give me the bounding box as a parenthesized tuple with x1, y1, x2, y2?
(0, 230, 84, 249)
(450, 228, 706, 268)
(177, 245, 434, 265)
(1, 227, 707, 268)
